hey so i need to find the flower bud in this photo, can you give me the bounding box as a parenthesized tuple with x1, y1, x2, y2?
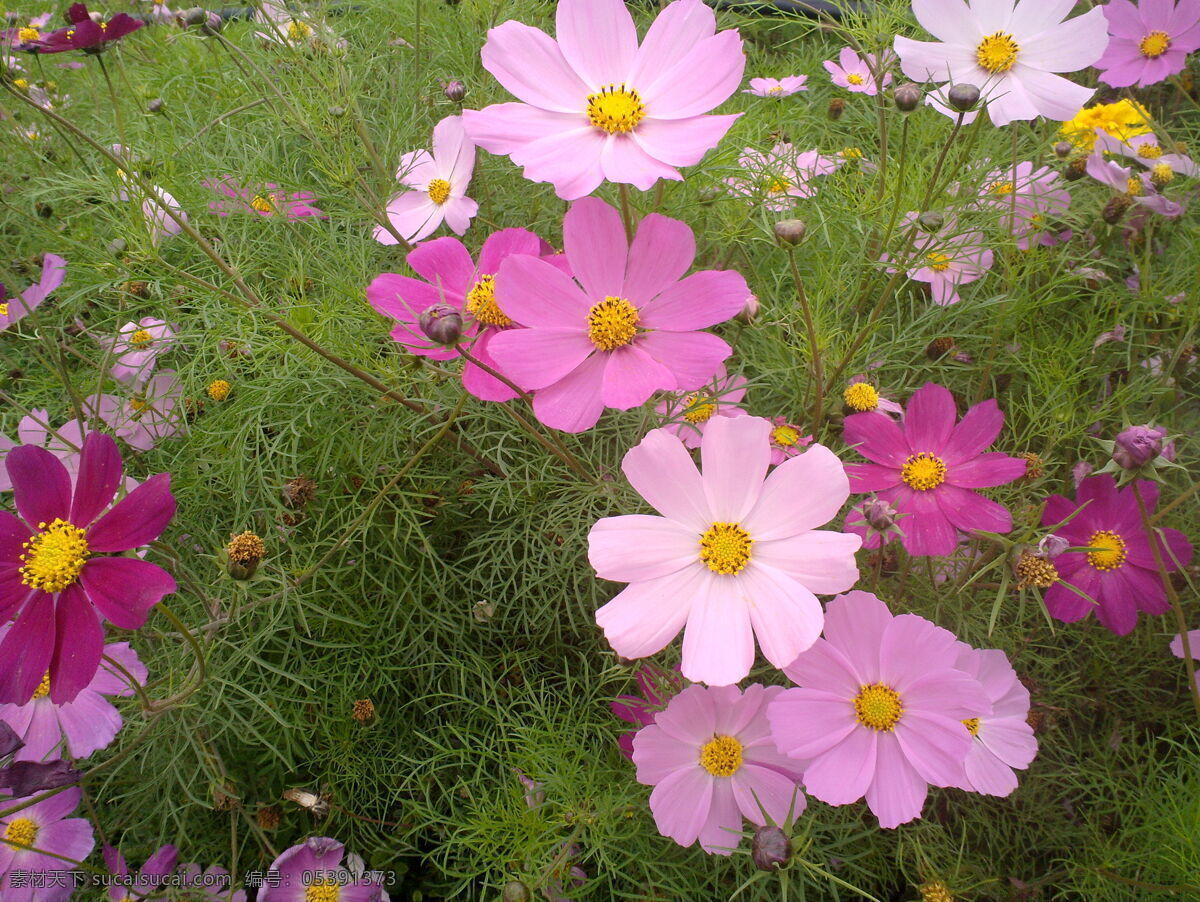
(861, 498, 898, 532)
(1063, 157, 1088, 181)
(773, 219, 807, 246)
(1038, 534, 1069, 558)
(946, 83, 980, 112)
(181, 7, 208, 25)
(1053, 140, 1073, 158)
(893, 82, 922, 112)
(443, 80, 466, 102)
(751, 825, 792, 871)
(418, 304, 463, 346)
(147, 98, 165, 114)
(827, 98, 845, 120)
(501, 881, 531, 902)
(916, 210, 944, 232)
(736, 293, 759, 323)
(1112, 424, 1163, 469)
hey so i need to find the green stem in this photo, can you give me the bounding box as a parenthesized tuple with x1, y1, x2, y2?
(618, 183, 636, 242)
(95, 54, 125, 149)
(786, 248, 824, 434)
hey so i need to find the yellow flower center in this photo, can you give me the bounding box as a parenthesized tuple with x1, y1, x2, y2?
(2, 817, 38, 849)
(1126, 176, 1144, 196)
(976, 32, 1019, 73)
(854, 683, 903, 731)
(962, 717, 980, 737)
(1086, 530, 1126, 571)
(0, 303, 8, 318)
(1151, 162, 1174, 187)
(207, 379, 231, 401)
(681, 393, 716, 424)
(765, 176, 792, 195)
(699, 522, 753, 575)
(1137, 142, 1164, 159)
(129, 328, 153, 348)
(426, 178, 451, 206)
(586, 296, 639, 351)
(1139, 30, 1170, 57)
(987, 180, 1014, 195)
(287, 20, 314, 42)
(846, 73, 864, 85)
(465, 274, 511, 327)
(766, 85, 783, 95)
(843, 382, 879, 412)
(19, 519, 90, 593)
(919, 879, 954, 902)
(32, 671, 52, 700)
(12, 78, 29, 91)
(18, 26, 39, 42)
(900, 453, 947, 491)
(698, 735, 743, 777)
(585, 84, 646, 134)
(251, 194, 275, 213)
(771, 424, 801, 447)
(304, 882, 340, 902)
(925, 252, 952, 272)
(842, 146, 863, 159)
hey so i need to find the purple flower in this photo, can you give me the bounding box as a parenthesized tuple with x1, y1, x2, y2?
(0, 787, 95, 901)
(978, 162, 1071, 249)
(743, 75, 807, 97)
(887, 216, 992, 306)
(1096, 130, 1199, 179)
(103, 843, 179, 901)
(202, 177, 327, 219)
(1, 254, 65, 330)
(259, 837, 388, 901)
(1086, 152, 1183, 218)
(725, 145, 841, 209)
(654, 366, 747, 449)
(34, 3, 143, 53)
(97, 318, 175, 384)
(1096, 0, 1200, 88)
(611, 662, 682, 758)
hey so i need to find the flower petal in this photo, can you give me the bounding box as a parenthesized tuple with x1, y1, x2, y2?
(865, 733, 928, 828)
(563, 197, 628, 302)
(844, 411, 911, 467)
(0, 592, 55, 705)
(7, 444, 72, 529)
(79, 557, 175, 630)
(486, 328, 595, 392)
(648, 765, 714, 847)
(479, 20, 590, 112)
(47, 582, 103, 704)
(744, 444, 850, 539)
(635, 330, 731, 390)
(556, 0, 638, 87)
(589, 514, 700, 581)
(903, 383, 957, 454)
(940, 399, 1004, 465)
(802, 726, 876, 805)
(528, 352, 608, 432)
(602, 345, 676, 408)
(700, 416, 771, 523)
(738, 563, 824, 670)
(68, 433, 123, 527)
(681, 573, 754, 686)
(86, 473, 175, 552)
(638, 270, 749, 331)
(767, 687, 858, 760)
(621, 427, 713, 531)
(752, 531, 862, 595)
(494, 254, 591, 328)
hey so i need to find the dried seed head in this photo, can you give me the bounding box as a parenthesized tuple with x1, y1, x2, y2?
(207, 379, 231, 401)
(1064, 156, 1088, 181)
(1018, 451, 1044, 480)
(1102, 194, 1132, 224)
(282, 475, 317, 509)
(501, 881, 531, 902)
(917, 211, 944, 232)
(256, 805, 281, 830)
(1015, 551, 1059, 589)
(926, 336, 956, 359)
(282, 787, 330, 817)
(226, 531, 265, 579)
(827, 97, 845, 120)
(352, 698, 376, 723)
(122, 280, 150, 298)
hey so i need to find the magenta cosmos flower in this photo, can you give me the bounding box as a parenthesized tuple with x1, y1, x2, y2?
(375, 114, 477, 245)
(202, 177, 327, 220)
(260, 837, 387, 902)
(1040, 475, 1193, 635)
(633, 684, 804, 854)
(824, 47, 892, 94)
(462, 0, 744, 200)
(0, 629, 146, 762)
(768, 591, 990, 829)
(1086, 150, 1182, 218)
(103, 843, 178, 902)
(98, 317, 175, 384)
(889, 216, 993, 306)
(767, 417, 811, 466)
(893, 0, 1109, 126)
(0, 432, 176, 705)
(367, 228, 565, 402)
(1096, 130, 1199, 179)
(844, 382, 1028, 557)
(744, 75, 807, 97)
(589, 416, 861, 686)
(0, 254, 65, 331)
(612, 662, 683, 758)
(654, 366, 747, 449)
(1096, 0, 1200, 88)
(0, 787, 94, 902)
(489, 197, 748, 433)
(35, 3, 143, 53)
(949, 643, 1036, 797)
(725, 145, 841, 210)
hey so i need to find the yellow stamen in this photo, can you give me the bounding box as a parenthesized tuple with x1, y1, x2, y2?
(426, 178, 451, 206)
(1126, 176, 1144, 196)
(2, 817, 38, 848)
(586, 85, 646, 134)
(1138, 30, 1170, 58)
(1151, 163, 1174, 187)
(765, 175, 792, 195)
(32, 671, 52, 700)
(18, 26, 40, 42)
(854, 683, 903, 731)
(846, 73, 864, 85)
(586, 296, 639, 351)
(962, 717, 980, 737)
(19, 519, 90, 593)
(766, 85, 784, 95)
(1086, 530, 1126, 571)
(0, 303, 8, 318)
(12, 78, 29, 91)
(771, 424, 801, 447)
(925, 252, 951, 272)
(699, 522, 753, 575)
(1136, 142, 1163, 159)
(987, 180, 1014, 195)
(976, 32, 1019, 73)
(250, 194, 275, 213)
(287, 20, 314, 42)
(698, 735, 743, 777)
(843, 382, 879, 412)
(304, 883, 340, 902)
(681, 393, 716, 424)
(226, 531, 266, 564)
(128, 328, 153, 348)
(901, 453, 947, 491)
(465, 274, 510, 327)
(207, 379, 231, 401)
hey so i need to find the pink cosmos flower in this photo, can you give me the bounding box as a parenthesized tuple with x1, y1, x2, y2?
(88, 370, 185, 452)
(0, 787, 94, 901)
(893, 0, 1109, 126)
(462, 0, 744, 200)
(0, 631, 145, 762)
(725, 144, 841, 210)
(97, 317, 175, 384)
(375, 115, 478, 245)
(1040, 475, 1193, 635)
(977, 161, 1071, 249)
(0, 431, 176, 705)
(367, 229, 565, 402)
(113, 147, 187, 247)
(768, 591, 991, 829)
(202, 177, 327, 220)
(260, 837, 388, 901)
(1170, 630, 1200, 693)
(0, 253, 66, 331)
(888, 216, 993, 306)
(1086, 150, 1183, 218)
(488, 198, 748, 433)
(633, 684, 804, 854)
(589, 416, 861, 686)
(1097, 130, 1199, 177)
(844, 382, 1028, 557)
(103, 843, 178, 902)
(1096, 0, 1200, 88)
(824, 47, 892, 94)
(612, 662, 683, 758)
(180, 864, 248, 902)
(949, 643, 1036, 796)
(654, 366, 747, 449)
(0, 411, 86, 492)
(255, 1, 346, 51)
(744, 75, 808, 97)
(767, 417, 811, 466)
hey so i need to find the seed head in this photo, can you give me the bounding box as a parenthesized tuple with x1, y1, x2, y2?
(256, 805, 281, 830)
(501, 881, 531, 902)
(1102, 195, 1132, 224)
(1014, 551, 1058, 589)
(827, 97, 845, 120)
(225, 531, 265, 579)
(207, 379, 231, 401)
(352, 698, 376, 723)
(282, 475, 317, 509)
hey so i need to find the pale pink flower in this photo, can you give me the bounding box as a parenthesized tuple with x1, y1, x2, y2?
(824, 47, 892, 94)
(1086, 151, 1183, 218)
(886, 216, 993, 306)
(744, 75, 807, 97)
(97, 317, 175, 384)
(725, 144, 841, 210)
(1095, 130, 1199, 178)
(977, 161, 1071, 249)
(654, 366, 747, 449)
(88, 370, 185, 452)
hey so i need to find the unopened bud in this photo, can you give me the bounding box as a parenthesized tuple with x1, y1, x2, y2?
(751, 825, 792, 871)
(926, 336, 956, 359)
(916, 211, 944, 232)
(773, 219, 807, 246)
(501, 881, 531, 902)
(418, 304, 462, 346)
(827, 98, 845, 120)
(1038, 534, 1069, 558)
(1112, 424, 1162, 469)
(443, 80, 466, 102)
(861, 498, 898, 532)
(181, 7, 207, 25)
(147, 98, 164, 114)
(1063, 157, 1088, 181)
(1102, 194, 1131, 224)
(946, 83, 980, 112)
(1053, 140, 1072, 158)
(736, 293, 759, 323)
(893, 82, 922, 112)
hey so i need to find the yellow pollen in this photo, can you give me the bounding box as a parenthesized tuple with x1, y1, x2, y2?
(2, 817, 38, 849)
(586, 296, 639, 351)
(207, 379, 231, 401)
(1151, 163, 1174, 187)
(12, 78, 29, 91)
(426, 178, 451, 206)
(32, 671, 51, 700)
(681, 393, 716, 424)
(1137, 142, 1164, 159)
(901, 453, 947, 491)
(1139, 30, 1170, 57)
(699, 735, 743, 777)
(130, 396, 148, 413)
(0, 303, 8, 318)
(287, 20, 314, 42)
(976, 32, 1019, 73)
(854, 683, 903, 731)
(919, 879, 954, 902)
(19, 519, 90, 593)
(699, 522, 753, 575)
(843, 382, 879, 412)
(304, 882, 340, 902)
(1086, 530, 1127, 571)
(128, 328, 153, 348)
(465, 274, 511, 327)
(585, 84, 646, 134)
(771, 424, 801, 447)
(250, 194, 275, 213)
(226, 531, 266, 564)
(988, 180, 1014, 195)
(766, 85, 784, 95)
(765, 175, 792, 195)
(962, 717, 980, 737)
(842, 146, 863, 159)
(1126, 176, 1144, 196)
(1015, 552, 1058, 589)
(18, 26, 39, 41)
(846, 73, 865, 85)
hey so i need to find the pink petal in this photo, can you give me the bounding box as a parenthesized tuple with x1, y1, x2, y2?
(700, 416, 771, 523)
(731, 765, 805, 825)
(622, 213, 695, 306)
(632, 724, 704, 785)
(494, 253, 591, 328)
(563, 197, 628, 302)
(946, 453, 1027, 488)
(895, 488, 959, 556)
(963, 742, 1019, 796)
(820, 590, 891, 683)
(640, 31, 745, 118)
(911, 0, 981, 44)
(696, 779, 744, 854)
(978, 717, 1038, 770)
(602, 345, 675, 408)
(478, 228, 543, 273)
(486, 328, 595, 391)
(529, 352, 608, 432)
(737, 563, 823, 669)
(631, 113, 741, 168)
(0, 593, 55, 705)
(752, 531, 862, 595)
(935, 484, 1013, 535)
(1015, 6, 1110, 73)
(86, 473, 175, 552)
(653, 682, 716, 744)
(589, 514, 701, 581)
(68, 433, 122, 527)
(47, 583, 103, 704)
(555, 0, 638, 87)
(7, 444, 72, 528)
(509, 127, 608, 201)
(462, 103, 582, 156)
(461, 329, 520, 402)
(879, 614, 959, 689)
(378, 191, 443, 244)
(802, 726, 877, 805)
(621, 427, 713, 531)
(648, 765, 714, 847)
(628, 0, 717, 87)
(638, 270, 749, 331)
(744, 444, 850, 539)
(903, 383, 957, 454)
(940, 399, 1004, 465)
(865, 734, 927, 828)
(843, 411, 911, 466)
(441, 196, 478, 236)
(767, 687, 858, 759)
(894, 710, 973, 786)
(636, 330, 731, 390)
(680, 575, 754, 686)
(600, 134, 682, 191)
(406, 237, 475, 296)
(79, 557, 175, 630)
(783, 637, 862, 696)
(479, 20, 590, 112)
(845, 462, 903, 492)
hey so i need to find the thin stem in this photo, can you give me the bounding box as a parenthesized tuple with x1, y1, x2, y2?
(786, 248, 823, 433)
(95, 54, 125, 149)
(617, 183, 636, 243)
(155, 602, 208, 695)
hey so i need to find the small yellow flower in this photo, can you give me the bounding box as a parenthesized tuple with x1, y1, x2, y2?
(207, 379, 231, 401)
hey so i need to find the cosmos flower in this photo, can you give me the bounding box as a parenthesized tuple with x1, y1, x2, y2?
(34, 3, 143, 54)
(1095, 130, 1199, 179)
(202, 177, 327, 219)
(1085, 151, 1183, 218)
(0, 787, 94, 901)
(824, 47, 892, 95)
(1170, 630, 1200, 693)
(724, 144, 842, 210)
(88, 370, 185, 452)
(255, 1, 346, 52)
(654, 366, 747, 449)
(462, 0, 745, 200)
(103, 843, 178, 902)
(0, 254, 66, 331)
(768, 591, 990, 829)
(1059, 98, 1152, 151)
(1040, 475, 1193, 635)
(0, 432, 176, 705)
(977, 161, 1071, 249)
(375, 115, 478, 245)
(97, 318, 175, 384)
(887, 216, 993, 306)
(0, 630, 146, 761)
(0, 411, 87, 492)
(843, 379, 903, 417)
(844, 382, 1028, 556)
(766, 417, 811, 466)
(612, 662, 683, 758)
(1095, 0, 1200, 88)
(893, 0, 1110, 126)
(589, 416, 861, 686)
(488, 197, 748, 433)
(259, 837, 388, 902)
(744, 75, 807, 97)
(368, 228, 566, 402)
(2, 13, 54, 53)
(633, 684, 804, 854)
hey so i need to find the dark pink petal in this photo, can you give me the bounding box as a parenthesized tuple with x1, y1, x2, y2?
(1093, 571, 1140, 635)
(635, 330, 730, 390)
(845, 462, 902, 492)
(406, 237, 475, 297)
(1120, 564, 1169, 615)
(529, 353, 608, 432)
(622, 213, 695, 306)
(79, 557, 175, 629)
(638, 270, 748, 331)
(935, 484, 1013, 535)
(0, 510, 28, 563)
(903, 383, 957, 454)
(563, 197, 628, 301)
(0, 573, 35, 623)
(7, 444, 72, 528)
(494, 254, 591, 328)
(102, 13, 142, 40)
(48, 583, 103, 704)
(940, 399, 1005, 465)
(895, 488, 958, 556)
(1041, 493, 1082, 531)
(460, 329, 520, 402)
(0, 592, 55, 704)
(1044, 567, 1101, 622)
(946, 453, 1028, 489)
(86, 473, 175, 552)
(601, 346, 675, 408)
(477, 228, 542, 274)
(844, 411, 911, 466)
(69, 432, 123, 527)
